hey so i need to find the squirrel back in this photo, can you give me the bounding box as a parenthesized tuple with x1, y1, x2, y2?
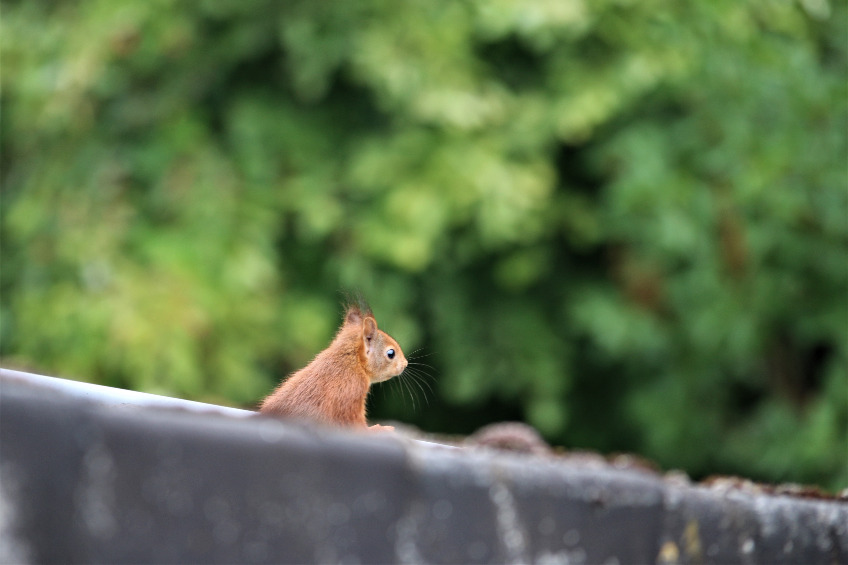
(259, 303, 408, 428)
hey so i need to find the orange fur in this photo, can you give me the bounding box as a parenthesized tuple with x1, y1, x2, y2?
(259, 304, 407, 428)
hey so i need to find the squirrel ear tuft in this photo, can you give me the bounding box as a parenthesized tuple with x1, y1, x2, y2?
(362, 317, 377, 342)
(343, 296, 373, 326)
(345, 306, 364, 325)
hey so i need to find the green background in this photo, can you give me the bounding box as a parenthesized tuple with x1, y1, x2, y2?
(2, 0, 846, 490)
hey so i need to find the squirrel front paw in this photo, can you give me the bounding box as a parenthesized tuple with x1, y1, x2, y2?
(367, 424, 395, 432)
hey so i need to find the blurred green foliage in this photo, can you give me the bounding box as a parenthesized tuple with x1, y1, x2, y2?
(2, 0, 846, 489)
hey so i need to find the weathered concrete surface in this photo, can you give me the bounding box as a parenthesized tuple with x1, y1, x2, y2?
(1, 369, 846, 564)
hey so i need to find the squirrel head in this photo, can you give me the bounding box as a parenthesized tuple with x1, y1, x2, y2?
(345, 305, 407, 384)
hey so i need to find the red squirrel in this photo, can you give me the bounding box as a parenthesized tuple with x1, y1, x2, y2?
(259, 303, 407, 431)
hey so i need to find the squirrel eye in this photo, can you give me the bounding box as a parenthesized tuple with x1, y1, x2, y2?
(386, 348, 395, 359)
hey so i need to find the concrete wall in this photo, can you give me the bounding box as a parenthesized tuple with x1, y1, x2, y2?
(1, 369, 845, 564)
